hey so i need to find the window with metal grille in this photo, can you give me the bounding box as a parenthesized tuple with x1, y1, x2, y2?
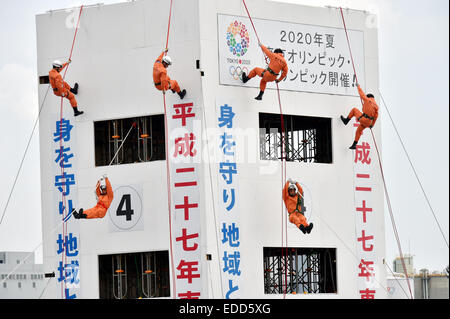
(259, 113, 332, 163)
(94, 115, 165, 166)
(263, 247, 337, 294)
(98, 251, 170, 299)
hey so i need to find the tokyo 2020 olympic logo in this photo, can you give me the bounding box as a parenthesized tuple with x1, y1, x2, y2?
(229, 66, 249, 80)
(227, 20, 250, 57)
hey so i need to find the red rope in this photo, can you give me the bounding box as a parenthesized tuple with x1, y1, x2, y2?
(62, 6, 84, 81)
(277, 83, 288, 298)
(241, 0, 269, 63)
(242, 0, 287, 297)
(165, 0, 173, 53)
(339, 7, 413, 299)
(163, 93, 177, 299)
(370, 130, 413, 298)
(162, 0, 176, 299)
(58, 5, 83, 299)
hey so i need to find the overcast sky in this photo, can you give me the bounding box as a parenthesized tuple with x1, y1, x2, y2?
(0, 0, 448, 275)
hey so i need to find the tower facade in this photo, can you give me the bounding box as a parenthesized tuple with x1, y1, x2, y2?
(36, 0, 386, 299)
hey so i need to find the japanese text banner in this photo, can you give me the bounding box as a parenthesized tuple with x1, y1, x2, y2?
(215, 99, 242, 299)
(166, 95, 203, 299)
(218, 14, 365, 96)
(51, 114, 80, 299)
(352, 121, 379, 299)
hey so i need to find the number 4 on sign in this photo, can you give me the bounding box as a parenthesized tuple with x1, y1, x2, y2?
(116, 194, 134, 221)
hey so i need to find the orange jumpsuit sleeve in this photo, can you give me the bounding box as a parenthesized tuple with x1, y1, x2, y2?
(156, 51, 165, 63)
(105, 177, 114, 206)
(371, 104, 379, 127)
(260, 45, 275, 61)
(357, 84, 370, 104)
(278, 62, 288, 82)
(282, 181, 290, 202)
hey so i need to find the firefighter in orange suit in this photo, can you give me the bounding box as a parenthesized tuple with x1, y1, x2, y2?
(282, 179, 313, 234)
(49, 59, 84, 116)
(153, 48, 186, 99)
(72, 176, 113, 219)
(340, 84, 379, 149)
(241, 42, 288, 100)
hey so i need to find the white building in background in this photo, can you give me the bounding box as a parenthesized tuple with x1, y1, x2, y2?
(393, 254, 414, 276)
(36, 0, 386, 299)
(0, 252, 45, 299)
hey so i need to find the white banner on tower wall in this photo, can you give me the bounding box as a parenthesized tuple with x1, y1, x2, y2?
(218, 14, 365, 96)
(166, 94, 203, 299)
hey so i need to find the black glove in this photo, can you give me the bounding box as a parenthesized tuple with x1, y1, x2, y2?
(72, 208, 87, 219)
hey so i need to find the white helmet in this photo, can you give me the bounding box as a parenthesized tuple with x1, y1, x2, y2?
(162, 56, 172, 66)
(288, 183, 297, 191)
(52, 60, 63, 68)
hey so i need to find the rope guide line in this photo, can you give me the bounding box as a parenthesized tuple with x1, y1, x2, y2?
(58, 4, 83, 298)
(0, 85, 51, 226)
(378, 90, 448, 249)
(339, 7, 413, 299)
(161, 0, 177, 299)
(241, 0, 288, 298)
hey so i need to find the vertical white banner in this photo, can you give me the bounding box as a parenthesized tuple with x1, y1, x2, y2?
(51, 112, 80, 299)
(352, 120, 378, 299)
(215, 99, 242, 299)
(217, 14, 365, 96)
(166, 95, 203, 299)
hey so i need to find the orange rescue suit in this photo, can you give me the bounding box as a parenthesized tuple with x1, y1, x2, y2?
(153, 51, 181, 93)
(282, 182, 309, 228)
(247, 45, 288, 91)
(84, 177, 114, 219)
(347, 85, 379, 142)
(49, 63, 78, 108)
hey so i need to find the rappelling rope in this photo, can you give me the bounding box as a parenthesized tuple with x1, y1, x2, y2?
(300, 183, 397, 298)
(0, 85, 51, 226)
(58, 5, 83, 298)
(161, 0, 177, 299)
(0, 6, 84, 299)
(378, 90, 449, 249)
(339, 7, 413, 299)
(276, 83, 288, 298)
(241, 0, 288, 298)
(242, 0, 269, 64)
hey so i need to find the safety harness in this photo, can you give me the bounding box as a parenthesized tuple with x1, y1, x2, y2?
(261, 66, 279, 77)
(288, 193, 304, 215)
(358, 113, 375, 121)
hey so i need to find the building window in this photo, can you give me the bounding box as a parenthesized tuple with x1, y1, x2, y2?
(263, 247, 337, 294)
(3, 282, 6, 288)
(98, 251, 170, 299)
(18, 282, 21, 288)
(33, 282, 36, 288)
(259, 113, 332, 163)
(94, 115, 165, 167)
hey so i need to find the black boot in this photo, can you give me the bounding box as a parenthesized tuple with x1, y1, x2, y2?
(306, 223, 314, 234)
(72, 208, 87, 219)
(299, 224, 307, 234)
(255, 91, 264, 100)
(178, 89, 186, 100)
(341, 115, 350, 125)
(349, 141, 358, 150)
(73, 107, 84, 117)
(242, 72, 249, 83)
(70, 83, 79, 95)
